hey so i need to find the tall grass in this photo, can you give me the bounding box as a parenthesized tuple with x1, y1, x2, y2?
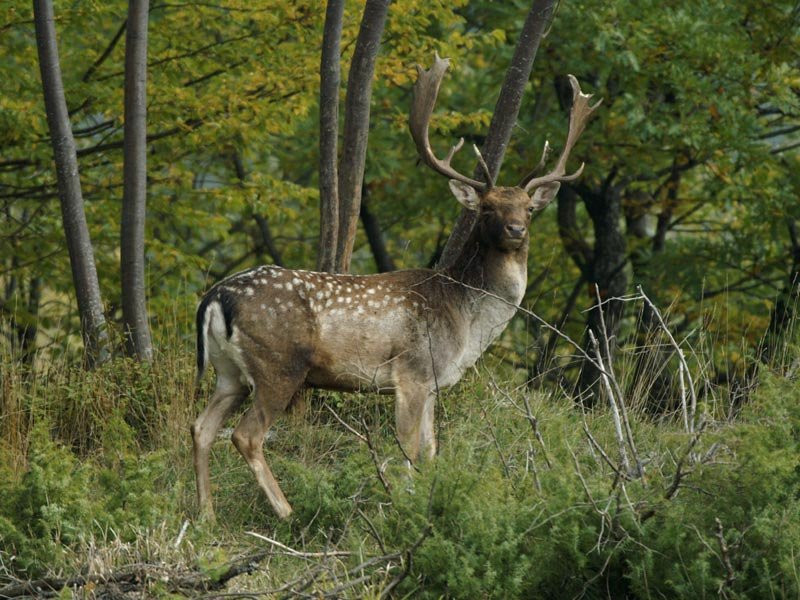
(0, 297, 799, 597)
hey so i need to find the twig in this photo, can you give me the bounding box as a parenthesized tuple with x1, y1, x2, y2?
(638, 285, 698, 431)
(361, 418, 393, 495)
(594, 285, 643, 478)
(582, 422, 629, 482)
(477, 397, 511, 479)
(715, 517, 737, 593)
(174, 519, 189, 549)
(244, 532, 352, 558)
(323, 402, 367, 443)
(589, 329, 630, 475)
(522, 394, 553, 469)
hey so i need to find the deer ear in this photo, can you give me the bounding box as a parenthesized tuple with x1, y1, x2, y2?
(529, 182, 561, 210)
(448, 179, 481, 211)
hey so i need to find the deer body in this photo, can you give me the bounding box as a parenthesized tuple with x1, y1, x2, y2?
(192, 54, 599, 519)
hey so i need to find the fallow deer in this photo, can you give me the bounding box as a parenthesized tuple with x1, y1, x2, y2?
(192, 54, 600, 519)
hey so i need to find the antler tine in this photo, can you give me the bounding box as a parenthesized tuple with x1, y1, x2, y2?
(523, 75, 602, 194)
(410, 53, 486, 191)
(472, 144, 494, 188)
(518, 140, 551, 187)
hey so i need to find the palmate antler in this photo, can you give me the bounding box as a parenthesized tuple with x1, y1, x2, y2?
(520, 75, 602, 194)
(409, 53, 489, 191)
(410, 53, 600, 203)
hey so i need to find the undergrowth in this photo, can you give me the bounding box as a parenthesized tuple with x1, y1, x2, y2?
(0, 319, 799, 598)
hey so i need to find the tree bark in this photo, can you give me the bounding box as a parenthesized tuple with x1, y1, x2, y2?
(438, 0, 558, 268)
(121, 0, 153, 361)
(33, 0, 109, 368)
(317, 0, 345, 273)
(359, 184, 395, 273)
(333, 0, 390, 273)
(576, 181, 628, 404)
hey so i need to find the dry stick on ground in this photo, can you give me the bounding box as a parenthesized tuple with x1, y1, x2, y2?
(638, 285, 698, 432)
(245, 532, 353, 558)
(0, 553, 270, 598)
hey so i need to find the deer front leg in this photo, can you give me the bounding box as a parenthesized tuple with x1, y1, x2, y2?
(394, 380, 436, 464)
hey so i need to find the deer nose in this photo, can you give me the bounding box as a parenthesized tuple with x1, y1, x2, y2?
(505, 224, 526, 238)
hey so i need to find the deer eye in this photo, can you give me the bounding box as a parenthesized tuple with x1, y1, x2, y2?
(527, 206, 535, 214)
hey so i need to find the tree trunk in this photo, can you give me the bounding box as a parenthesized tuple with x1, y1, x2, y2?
(333, 0, 390, 273)
(317, 0, 345, 273)
(438, 0, 558, 268)
(759, 219, 800, 366)
(231, 153, 283, 267)
(359, 184, 395, 273)
(33, 0, 109, 368)
(576, 181, 628, 404)
(121, 0, 153, 361)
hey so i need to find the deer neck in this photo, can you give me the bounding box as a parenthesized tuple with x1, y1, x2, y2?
(443, 228, 529, 307)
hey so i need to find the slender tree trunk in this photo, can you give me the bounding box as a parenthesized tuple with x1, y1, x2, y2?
(232, 151, 283, 267)
(438, 0, 558, 268)
(121, 0, 153, 361)
(333, 0, 390, 273)
(317, 0, 345, 273)
(359, 184, 395, 273)
(33, 0, 109, 368)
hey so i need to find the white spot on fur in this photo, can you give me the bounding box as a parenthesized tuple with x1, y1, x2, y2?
(274, 283, 283, 290)
(245, 287, 254, 296)
(285, 282, 293, 291)
(367, 288, 376, 295)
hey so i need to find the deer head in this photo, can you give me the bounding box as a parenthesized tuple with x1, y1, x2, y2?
(409, 53, 601, 253)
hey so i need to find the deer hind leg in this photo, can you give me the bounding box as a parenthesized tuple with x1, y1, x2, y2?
(395, 380, 435, 464)
(192, 369, 247, 520)
(231, 373, 304, 519)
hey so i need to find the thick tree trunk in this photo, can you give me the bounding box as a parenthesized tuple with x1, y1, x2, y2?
(626, 171, 679, 412)
(438, 0, 558, 268)
(333, 0, 390, 273)
(577, 181, 628, 404)
(317, 0, 345, 273)
(33, 0, 109, 368)
(760, 219, 800, 366)
(359, 185, 395, 273)
(121, 0, 153, 361)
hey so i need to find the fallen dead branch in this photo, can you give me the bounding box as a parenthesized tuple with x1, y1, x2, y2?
(0, 551, 269, 598)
